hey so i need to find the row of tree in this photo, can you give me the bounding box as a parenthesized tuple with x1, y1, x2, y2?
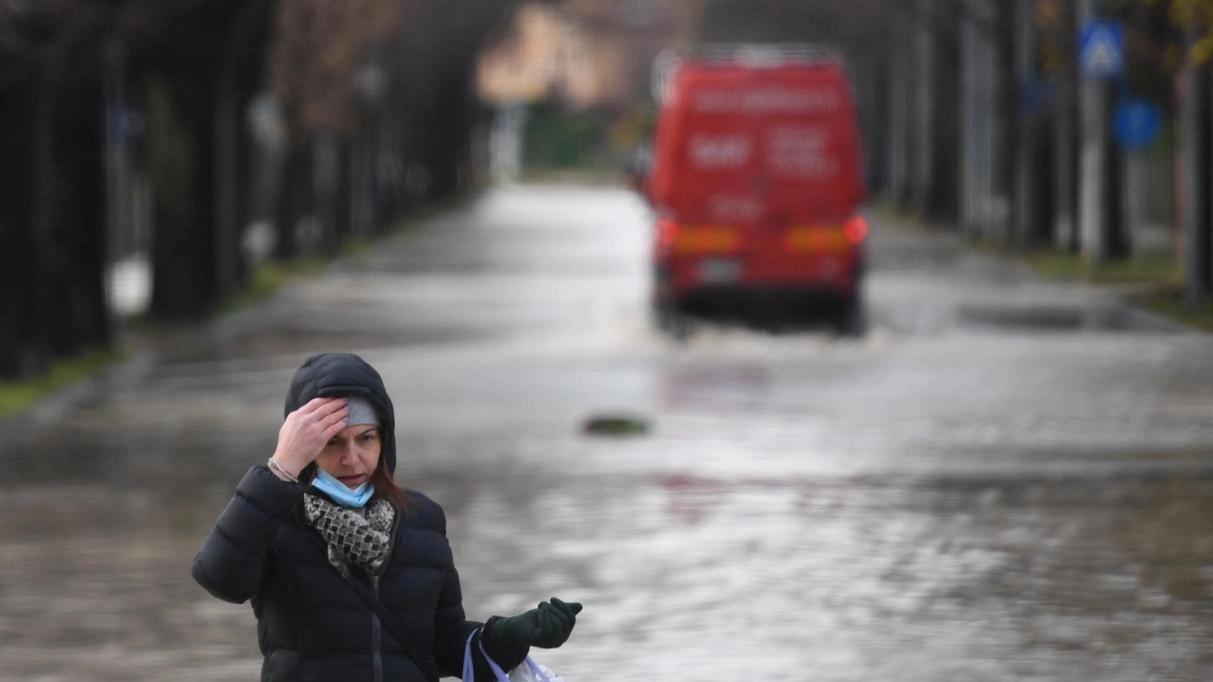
(702, 0, 1213, 304)
(0, 0, 524, 381)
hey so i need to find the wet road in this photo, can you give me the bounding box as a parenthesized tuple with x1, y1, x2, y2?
(4, 184, 1213, 681)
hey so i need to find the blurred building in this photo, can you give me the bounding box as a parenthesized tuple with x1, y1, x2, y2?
(476, 0, 704, 112)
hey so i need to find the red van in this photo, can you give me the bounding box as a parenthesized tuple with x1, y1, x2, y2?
(647, 48, 868, 333)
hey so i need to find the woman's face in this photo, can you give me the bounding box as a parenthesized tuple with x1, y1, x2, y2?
(315, 423, 382, 489)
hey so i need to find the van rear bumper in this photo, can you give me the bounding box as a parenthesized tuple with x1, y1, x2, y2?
(653, 251, 864, 323)
(672, 284, 856, 317)
(655, 251, 863, 300)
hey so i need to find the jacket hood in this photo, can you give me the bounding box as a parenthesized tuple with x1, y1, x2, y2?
(284, 352, 397, 474)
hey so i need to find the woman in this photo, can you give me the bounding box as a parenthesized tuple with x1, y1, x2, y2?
(192, 352, 581, 681)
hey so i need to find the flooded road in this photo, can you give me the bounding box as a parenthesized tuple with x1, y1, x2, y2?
(3, 185, 1213, 681)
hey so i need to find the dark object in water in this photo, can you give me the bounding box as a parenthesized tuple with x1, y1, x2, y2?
(582, 412, 651, 436)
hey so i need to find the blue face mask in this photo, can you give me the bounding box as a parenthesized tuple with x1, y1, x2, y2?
(311, 469, 374, 508)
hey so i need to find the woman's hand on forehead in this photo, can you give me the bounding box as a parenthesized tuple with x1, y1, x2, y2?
(303, 396, 348, 413)
(270, 397, 350, 480)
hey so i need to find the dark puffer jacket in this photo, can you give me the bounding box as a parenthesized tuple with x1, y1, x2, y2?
(191, 353, 527, 682)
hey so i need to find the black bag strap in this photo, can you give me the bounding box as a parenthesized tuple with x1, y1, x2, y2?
(344, 575, 438, 680)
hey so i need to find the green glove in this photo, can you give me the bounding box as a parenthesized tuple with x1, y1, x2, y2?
(494, 597, 583, 649)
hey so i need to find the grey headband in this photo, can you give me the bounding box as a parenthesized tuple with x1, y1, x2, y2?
(346, 396, 380, 428)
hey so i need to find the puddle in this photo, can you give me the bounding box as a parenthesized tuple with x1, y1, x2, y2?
(957, 303, 1176, 333)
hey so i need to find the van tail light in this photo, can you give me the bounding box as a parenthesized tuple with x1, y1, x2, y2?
(843, 215, 868, 245)
(656, 217, 680, 252)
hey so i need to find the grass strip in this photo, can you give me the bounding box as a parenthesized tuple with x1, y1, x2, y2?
(1129, 286, 1213, 333)
(1024, 250, 1213, 331)
(0, 348, 126, 418)
(1025, 251, 1182, 285)
(216, 256, 327, 315)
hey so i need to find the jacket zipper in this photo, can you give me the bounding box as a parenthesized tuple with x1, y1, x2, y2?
(375, 507, 401, 682)
(371, 575, 384, 682)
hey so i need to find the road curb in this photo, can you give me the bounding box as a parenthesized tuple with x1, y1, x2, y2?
(0, 289, 298, 438)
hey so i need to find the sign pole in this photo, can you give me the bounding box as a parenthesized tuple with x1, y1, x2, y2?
(1078, 0, 1107, 264)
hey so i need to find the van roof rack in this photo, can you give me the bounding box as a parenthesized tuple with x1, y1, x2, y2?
(651, 44, 843, 102)
(692, 43, 843, 66)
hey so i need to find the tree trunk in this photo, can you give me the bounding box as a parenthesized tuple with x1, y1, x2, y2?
(313, 132, 341, 252)
(871, 55, 890, 196)
(0, 74, 42, 379)
(429, 83, 466, 200)
(29, 61, 111, 359)
(886, 31, 910, 207)
(213, 60, 243, 301)
(1029, 113, 1055, 246)
(1052, 0, 1079, 252)
(1105, 112, 1129, 259)
(335, 136, 353, 243)
(1180, 58, 1211, 305)
(993, 0, 1016, 245)
(1012, 0, 1033, 249)
(275, 127, 313, 259)
(147, 77, 216, 319)
(1, 45, 112, 377)
(960, 2, 982, 237)
(928, 0, 962, 223)
(911, 0, 935, 214)
(56, 66, 111, 354)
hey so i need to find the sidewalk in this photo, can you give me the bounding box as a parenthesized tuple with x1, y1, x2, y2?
(870, 207, 1200, 335)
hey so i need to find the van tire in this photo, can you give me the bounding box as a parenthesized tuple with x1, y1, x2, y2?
(833, 299, 867, 338)
(653, 298, 693, 341)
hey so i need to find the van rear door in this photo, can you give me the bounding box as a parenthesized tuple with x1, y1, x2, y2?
(651, 62, 864, 235)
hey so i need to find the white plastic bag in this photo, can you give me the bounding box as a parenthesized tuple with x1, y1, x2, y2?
(502, 657, 563, 682)
(462, 629, 564, 682)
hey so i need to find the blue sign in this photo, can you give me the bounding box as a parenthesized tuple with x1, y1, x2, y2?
(1079, 20, 1125, 79)
(1114, 98, 1162, 150)
(1018, 77, 1055, 117)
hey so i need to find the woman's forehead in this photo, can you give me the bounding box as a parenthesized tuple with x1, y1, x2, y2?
(334, 423, 379, 438)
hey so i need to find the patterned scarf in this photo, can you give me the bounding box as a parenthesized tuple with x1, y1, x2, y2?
(303, 493, 396, 577)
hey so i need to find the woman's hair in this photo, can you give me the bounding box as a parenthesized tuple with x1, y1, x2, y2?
(372, 447, 409, 510)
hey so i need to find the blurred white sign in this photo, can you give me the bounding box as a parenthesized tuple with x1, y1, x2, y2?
(690, 135, 750, 169)
(767, 126, 838, 178)
(707, 194, 763, 222)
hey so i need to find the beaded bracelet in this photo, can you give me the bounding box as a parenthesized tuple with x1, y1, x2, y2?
(267, 458, 299, 484)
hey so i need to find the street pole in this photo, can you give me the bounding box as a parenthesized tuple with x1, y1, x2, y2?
(961, 1, 979, 238)
(1014, 0, 1035, 248)
(887, 32, 908, 206)
(1077, 0, 1107, 264)
(977, 0, 997, 239)
(1053, 0, 1076, 251)
(914, 0, 935, 214)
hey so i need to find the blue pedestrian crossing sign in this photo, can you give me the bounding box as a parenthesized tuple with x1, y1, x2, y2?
(1079, 20, 1125, 79)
